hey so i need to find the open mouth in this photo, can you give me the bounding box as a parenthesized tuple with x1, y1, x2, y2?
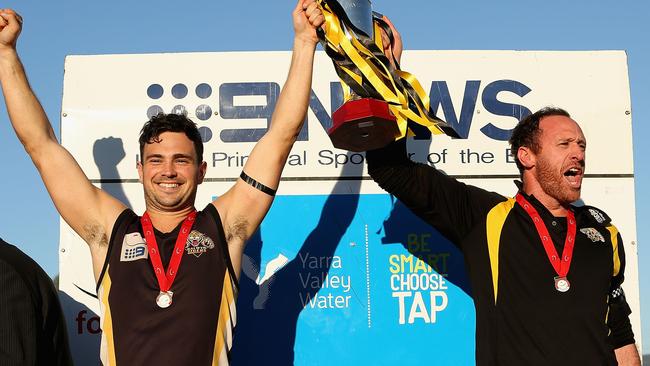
(563, 167, 583, 187)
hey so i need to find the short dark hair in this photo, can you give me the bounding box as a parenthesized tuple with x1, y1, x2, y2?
(139, 113, 204, 164)
(509, 106, 571, 173)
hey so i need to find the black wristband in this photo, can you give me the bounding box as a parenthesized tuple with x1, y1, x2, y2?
(239, 171, 277, 196)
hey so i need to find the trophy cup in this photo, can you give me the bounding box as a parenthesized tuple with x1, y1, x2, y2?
(317, 0, 459, 151)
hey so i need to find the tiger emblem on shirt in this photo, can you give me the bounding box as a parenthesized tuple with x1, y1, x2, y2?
(185, 230, 215, 257)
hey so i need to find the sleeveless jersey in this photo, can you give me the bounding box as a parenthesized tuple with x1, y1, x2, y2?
(96, 204, 238, 365)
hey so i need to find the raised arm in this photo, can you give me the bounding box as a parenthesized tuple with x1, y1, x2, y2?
(213, 0, 324, 277)
(366, 18, 504, 245)
(0, 9, 126, 279)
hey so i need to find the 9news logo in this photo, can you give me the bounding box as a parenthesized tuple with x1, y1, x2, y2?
(146, 83, 216, 143)
(145, 78, 534, 144)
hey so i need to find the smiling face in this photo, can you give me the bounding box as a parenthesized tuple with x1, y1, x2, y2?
(137, 131, 207, 214)
(522, 115, 586, 206)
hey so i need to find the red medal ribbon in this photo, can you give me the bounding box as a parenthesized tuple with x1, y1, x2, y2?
(515, 194, 576, 279)
(141, 210, 197, 294)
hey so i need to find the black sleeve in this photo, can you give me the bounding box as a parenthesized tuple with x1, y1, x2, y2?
(366, 139, 505, 245)
(606, 231, 635, 349)
(0, 258, 38, 366)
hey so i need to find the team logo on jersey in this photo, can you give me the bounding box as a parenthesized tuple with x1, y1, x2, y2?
(588, 208, 606, 224)
(580, 228, 605, 243)
(185, 230, 215, 258)
(120, 232, 149, 262)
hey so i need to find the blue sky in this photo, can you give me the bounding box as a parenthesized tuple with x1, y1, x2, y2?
(1, 0, 648, 354)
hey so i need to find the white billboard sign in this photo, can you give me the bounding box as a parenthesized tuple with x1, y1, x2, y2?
(59, 50, 641, 364)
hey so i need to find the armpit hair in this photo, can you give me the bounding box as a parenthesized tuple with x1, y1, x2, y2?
(226, 216, 249, 243)
(83, 223, 109, 247)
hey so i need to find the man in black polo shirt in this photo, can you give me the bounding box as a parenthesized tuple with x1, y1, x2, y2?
(366, 21, 641, 366)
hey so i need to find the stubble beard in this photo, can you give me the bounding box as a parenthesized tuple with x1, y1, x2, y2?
(536, 156, 581, 205)
(144, 185, 189, 212)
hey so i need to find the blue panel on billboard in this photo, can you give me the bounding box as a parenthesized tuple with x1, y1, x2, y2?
(231, 193, 475, 365)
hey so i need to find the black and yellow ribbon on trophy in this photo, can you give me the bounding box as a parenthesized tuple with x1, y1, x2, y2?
(317, 0, 459, 151)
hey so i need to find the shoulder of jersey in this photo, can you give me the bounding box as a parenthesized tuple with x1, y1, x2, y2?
(573, 204, 612, 226)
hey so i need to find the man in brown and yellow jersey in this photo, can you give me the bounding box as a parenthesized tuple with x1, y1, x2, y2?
(0, 1, 324, 364)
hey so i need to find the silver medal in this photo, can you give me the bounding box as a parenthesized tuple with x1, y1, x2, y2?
(554, 277, 570, 292)
(156, 291, 174, 308)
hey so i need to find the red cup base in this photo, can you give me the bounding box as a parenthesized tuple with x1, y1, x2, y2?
(328, 98, 399, 152)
